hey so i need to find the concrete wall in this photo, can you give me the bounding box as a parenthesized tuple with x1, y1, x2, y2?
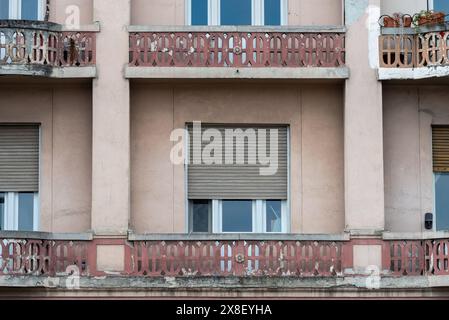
(380, 0, 427, 16)
(0, 82, 92, 233)
(131, 0, 343, 25)
(49, 0, 93, 25)
(383, 85, 449, 232)
(289, 0, 343, 25)
(130, 83, 344, 234)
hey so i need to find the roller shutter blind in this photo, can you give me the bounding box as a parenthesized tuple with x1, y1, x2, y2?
(433, 126, 449, 173)
(187, 124, 288, 199)
(0, 125, 39, 192)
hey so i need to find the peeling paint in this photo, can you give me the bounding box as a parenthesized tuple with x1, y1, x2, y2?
(345, 0, 369, 26)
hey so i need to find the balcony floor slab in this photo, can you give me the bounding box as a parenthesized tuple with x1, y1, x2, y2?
(125, 67, 350, 80)
(0, 65, 97, 78)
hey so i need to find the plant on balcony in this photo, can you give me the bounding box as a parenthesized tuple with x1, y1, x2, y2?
(412, 10, 446, 27)
(380, 13, 412, 28)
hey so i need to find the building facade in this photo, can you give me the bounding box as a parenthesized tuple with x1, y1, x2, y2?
(0, 0, 448, 298)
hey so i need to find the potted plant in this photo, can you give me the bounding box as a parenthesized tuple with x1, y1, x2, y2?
(380, 13, 412, 27)
(413, 10, 445, 26)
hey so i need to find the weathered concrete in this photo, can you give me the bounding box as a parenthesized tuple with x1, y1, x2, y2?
(128, 233, 351, 241)
(0, 66, 97, 78)
(378, 67, 449, 80)
(0, 275, 448, 299)
(125, 67, 350, 80)
(0, 231, 93, 241)
(127, 25, 347, 33)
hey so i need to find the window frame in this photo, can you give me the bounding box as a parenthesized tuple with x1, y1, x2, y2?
(214, 199, 287, 233)
(0, 192, 39, 231)
(3, 0, 45, 20)
(186, 0, 288, 26)
(434, 172, 449, 232)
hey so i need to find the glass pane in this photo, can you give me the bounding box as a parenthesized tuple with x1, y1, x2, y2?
(266, 200, 282, 232)
(191, 200, 210, 232)
(21, 0, 39, 20)
(191, 0, 208, 25)
(18, 193, 34, 231)
(264, 0, 281, 25)
(222, 200, 252, 232)
(0, 193, 4, 231)
(435, 0, 449, 14)
(436, 174, 449, 231)
(0, 0, 9, 19)
(221, 0, 251, 25)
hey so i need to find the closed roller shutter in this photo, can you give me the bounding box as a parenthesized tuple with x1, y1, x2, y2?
(433, 126, 449, 173)
(0, 125, 39, 192)
(187, 123, 288, 199)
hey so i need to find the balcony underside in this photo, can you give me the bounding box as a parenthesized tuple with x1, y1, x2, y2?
(1, 275, 449, 298)
(378, 66, 449, 80)
(125, 66, 349, 79)
(0, 64, 97, 78)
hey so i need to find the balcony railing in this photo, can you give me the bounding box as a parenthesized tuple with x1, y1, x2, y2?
(128, 27, 346, 68)
(1, 234, 448, 278)
(379, 28, 449, 68)
(0, 20, 96, 70)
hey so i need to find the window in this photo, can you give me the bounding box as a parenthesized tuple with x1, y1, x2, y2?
(0, 125, 40, 231)
(435, 174, 449, 231)
(432, 0, 449, 14)
(190, 199, 212, 232)
(0, 0, 45, 20)
(0, 192, 39, 231)
(187, 0, 287, 26)
(432, 126, 449, 231)
(186, 123, 289, 233)
(221, 200, 253, 232)
(189, 199, 287, 233)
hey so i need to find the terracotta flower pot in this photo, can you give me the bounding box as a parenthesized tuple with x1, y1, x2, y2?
(383, 15, 412, 27)
(417, 12, 445, 26)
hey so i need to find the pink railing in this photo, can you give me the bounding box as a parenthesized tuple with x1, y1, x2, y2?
(387, 239, 449, 276)
(129, 30, 345, 68)
(0, 238, 89, 276)
(0, 21, 96, 67)
(379, 31, 449, 68)
(1, 236, 448, 278)
(131, 240, 346, 277)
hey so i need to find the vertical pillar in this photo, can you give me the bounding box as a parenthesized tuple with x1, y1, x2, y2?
(91, 0, 130, 235)
(344, 0, 384, 234)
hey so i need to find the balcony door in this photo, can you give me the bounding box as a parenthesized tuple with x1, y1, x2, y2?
(0, 0, 45, 20)
(188, 0, 287, 26)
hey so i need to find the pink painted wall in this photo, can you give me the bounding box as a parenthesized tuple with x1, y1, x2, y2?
(49, 0, 93, 25)
(0, 81, 92, 233)
(383, 85, 449, 232)
(130, 83, 345, 234)
(131, 0, 342, 25)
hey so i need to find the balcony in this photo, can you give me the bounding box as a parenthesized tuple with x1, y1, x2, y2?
(0, 20, 97, 78)
(127, 26, 348, 80)
(378, 24, 449, 80)
(1, 232, 448, 296)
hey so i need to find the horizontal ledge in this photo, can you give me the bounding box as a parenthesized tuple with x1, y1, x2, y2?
(0, 231, 94, 241)
(381, 24, 449, 35)
(128, 25, 347, 33)
(128, 233, 351, 241)
(126, 67, 349, 80)
(0, 65, 97, 78)
(378, 66, 449, 80)
(0, 20, 100, 32)
(382, 231, 449, 240)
